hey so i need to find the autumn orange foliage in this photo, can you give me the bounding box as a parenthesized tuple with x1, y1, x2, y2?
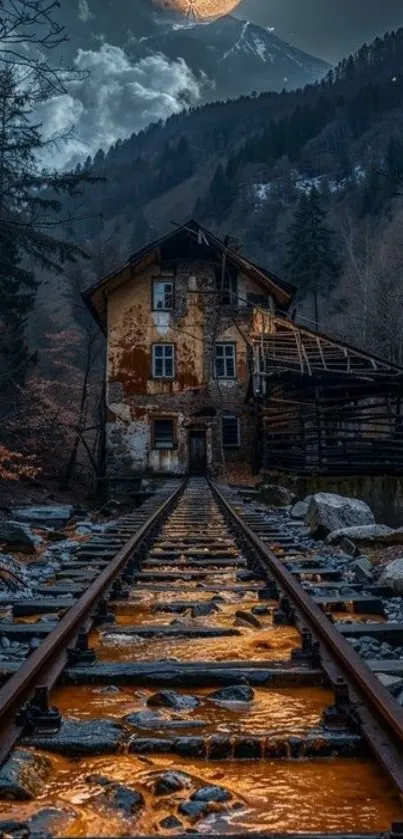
(0, 324, 102, 486)
(0, 444, 39, 481)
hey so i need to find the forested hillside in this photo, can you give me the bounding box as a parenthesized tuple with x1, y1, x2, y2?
(65, 27, 403, 362)
(4, 16, 403, 491)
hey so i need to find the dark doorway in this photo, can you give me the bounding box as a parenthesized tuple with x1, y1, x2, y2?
(188, 429, 207, 474)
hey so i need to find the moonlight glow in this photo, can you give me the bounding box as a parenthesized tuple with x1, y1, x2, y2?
(153, 0, 242, 20)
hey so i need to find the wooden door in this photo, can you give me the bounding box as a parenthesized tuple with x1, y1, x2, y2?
(189, 430, 207, 474)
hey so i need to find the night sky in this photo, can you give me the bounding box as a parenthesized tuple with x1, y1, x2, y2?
(41, 0, 402, 168)
(236, 0, 403, 62)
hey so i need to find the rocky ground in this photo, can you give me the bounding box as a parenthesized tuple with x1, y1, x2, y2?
(0, 500, 123, 667)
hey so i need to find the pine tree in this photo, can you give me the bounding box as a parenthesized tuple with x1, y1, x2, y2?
(0, 68, 95, 390)
(285, 187, 341, 328)
(0, 235, 36, 385)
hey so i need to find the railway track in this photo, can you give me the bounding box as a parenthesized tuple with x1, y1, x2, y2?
(0, 478, 403, 836)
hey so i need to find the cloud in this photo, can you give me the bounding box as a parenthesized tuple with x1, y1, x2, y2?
(78, 1, 94, 23)
(37, 42, 205, 169)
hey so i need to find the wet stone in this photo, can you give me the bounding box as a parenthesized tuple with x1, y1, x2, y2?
(191, 785, 231, 803)
(99, 783, 144, 817)
(234, 610, 262, 628)
(178, 800, 210, 820)
(28, 807, 73, 835)
(252, 606, 271, 616)
(0, 820, 31, 839)
(124, 710, 163, 729)
(160, 816, 183, 829)
(190, 603, 219, 618)
(23, 719, 124, 755)
(208, 684, 254, 703)
(0, 749, 51, 800)
(153, 771, 191, 795)
(147, 690, 200, 711)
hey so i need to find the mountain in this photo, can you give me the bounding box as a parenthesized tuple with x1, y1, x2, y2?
(128, 16, 330, 98)
(64, 26, 403, 277)
(58, 1, 329, 100)
(235, 0, 403, 64)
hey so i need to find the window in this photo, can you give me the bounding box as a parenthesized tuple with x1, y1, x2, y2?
(247, 293, 272, 310)
(153, 279, 173, 310)
(222, 415, 240, 448)
(215, 267, 238, 305)
(214, 343, 236, 379)
(152, 344, 175, 379)
(153, 418, 175, 449)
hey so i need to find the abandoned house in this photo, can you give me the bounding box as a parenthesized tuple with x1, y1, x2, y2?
(83, 220, 295, 480)
(84, 220, 403, 487)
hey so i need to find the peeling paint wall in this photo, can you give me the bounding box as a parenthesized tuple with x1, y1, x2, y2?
(105, 257, 273, 477)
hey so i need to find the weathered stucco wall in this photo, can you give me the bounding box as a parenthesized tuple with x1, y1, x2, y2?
(105, 258, 270, 476)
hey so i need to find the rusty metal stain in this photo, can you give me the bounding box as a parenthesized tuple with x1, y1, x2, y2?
(104, 259, 275, 473)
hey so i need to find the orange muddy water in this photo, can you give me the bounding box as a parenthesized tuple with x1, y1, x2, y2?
(90, 625, 300, 663)
(51, 685, 333, 737)
(0, 753, 400, 835)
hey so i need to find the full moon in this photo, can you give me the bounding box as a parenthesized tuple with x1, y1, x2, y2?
(153, 0, 242, 20)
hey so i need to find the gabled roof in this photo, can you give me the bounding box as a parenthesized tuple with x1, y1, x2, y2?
(83, 220, 296, 332)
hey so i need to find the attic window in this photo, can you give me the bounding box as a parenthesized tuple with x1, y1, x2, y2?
(247, 293, 272, 310)
(153, 279, 173, 310)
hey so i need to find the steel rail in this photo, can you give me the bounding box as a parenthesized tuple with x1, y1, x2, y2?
(0, 479, 186, 767)
(210, 480, 403, 793)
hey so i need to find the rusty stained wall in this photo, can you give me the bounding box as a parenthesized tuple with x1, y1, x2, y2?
(105, 258, 271, 476)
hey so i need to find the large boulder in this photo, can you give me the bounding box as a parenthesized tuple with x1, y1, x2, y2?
(326, 524, 393, 546)
(259, 484, 296, 507)
(0, 522, 37, 554)
(379, 558, 403, 594)
(306, 493, 375, 539)
(11, 505, 75, 528)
